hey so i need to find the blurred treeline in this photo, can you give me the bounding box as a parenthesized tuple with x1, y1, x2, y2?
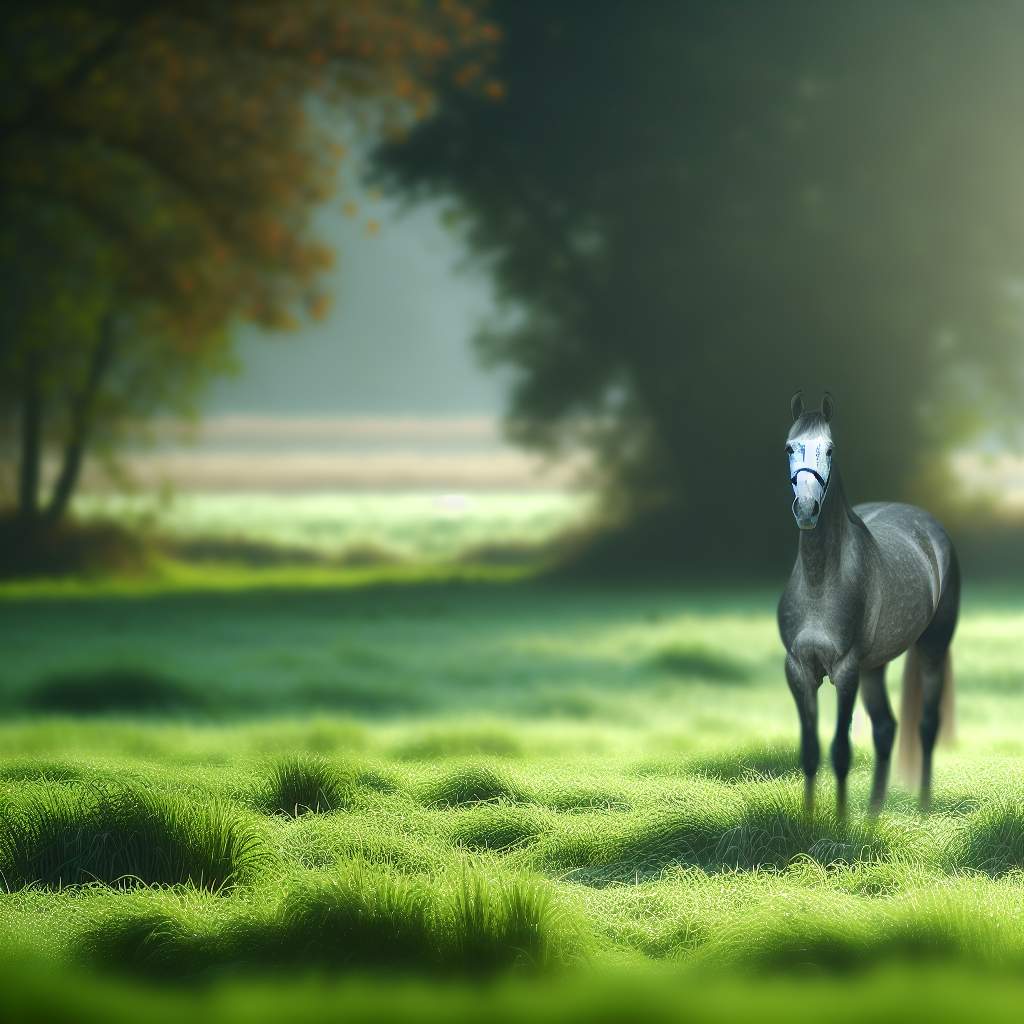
(5, 2, 1024, 577)
(0, 0, 497, 568)
(376, 0, 1024, 572)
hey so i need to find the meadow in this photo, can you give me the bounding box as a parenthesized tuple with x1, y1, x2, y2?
(72, 491, 593, 564)
(4, 500, 1024, 1019)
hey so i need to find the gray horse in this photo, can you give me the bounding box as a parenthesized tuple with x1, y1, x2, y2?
(777, 392, 959, 816)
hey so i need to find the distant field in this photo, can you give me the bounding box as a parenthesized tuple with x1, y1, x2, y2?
(73, 491, 594, 562)
(3, 576, 1024, 1019)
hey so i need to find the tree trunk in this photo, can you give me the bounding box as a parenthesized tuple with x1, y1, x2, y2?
(46, 314, 117, 526)
(17, 351, 44, 525)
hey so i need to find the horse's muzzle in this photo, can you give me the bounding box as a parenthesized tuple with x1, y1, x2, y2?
(792, 476, 824, 529)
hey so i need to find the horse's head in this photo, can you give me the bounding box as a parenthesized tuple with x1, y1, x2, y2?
(786, 391, 835, 530)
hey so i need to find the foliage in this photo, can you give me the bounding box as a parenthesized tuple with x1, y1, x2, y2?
(376, 1, 1024, 567)
(0, 1, 498, 529)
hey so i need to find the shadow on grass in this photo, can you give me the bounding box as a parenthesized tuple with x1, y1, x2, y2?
(684, 743, 799, 783)
(0, 758, 85, 784)
(951, 799, 1024, 876)
(533, 786, 894, 885)
(80, 863, 567, 981)
(0, 783, 269, 891)
(394, 728, 524, 761)
(21, 668, 208, 716)
(289, 680, 429, 716)
(733, 920, 967, 974)
(649, 643, 751, 683)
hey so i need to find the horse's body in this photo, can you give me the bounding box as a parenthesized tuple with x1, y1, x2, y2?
(777, 394, 959, 815)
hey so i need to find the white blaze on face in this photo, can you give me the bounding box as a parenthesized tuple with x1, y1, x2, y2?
(787, 432, 833, 528)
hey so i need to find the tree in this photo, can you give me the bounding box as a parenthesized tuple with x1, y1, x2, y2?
(376, 1, 1024, 571)
(0, 0, 498, 532)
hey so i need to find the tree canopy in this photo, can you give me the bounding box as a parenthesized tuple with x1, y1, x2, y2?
(376, 1, 1024, 569)
(0, 0, 497, 529)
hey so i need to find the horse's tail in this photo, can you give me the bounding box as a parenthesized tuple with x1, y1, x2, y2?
(897, 647, 955, 787)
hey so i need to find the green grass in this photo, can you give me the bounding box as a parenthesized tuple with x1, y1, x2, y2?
(260, 755, 353, 816)
(4, 572, 1024, 1018)
(76, 861, 564, 980)
(72, 491, 592, 564)
(22, 667, 208, 715)
(420, 763, 527, 807)
(0, 782, 269, 891)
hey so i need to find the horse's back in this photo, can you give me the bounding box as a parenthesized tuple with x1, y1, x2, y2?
(854, 500, 957, 619)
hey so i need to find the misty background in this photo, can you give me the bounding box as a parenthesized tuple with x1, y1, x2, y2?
(6, 1, 1024, 575)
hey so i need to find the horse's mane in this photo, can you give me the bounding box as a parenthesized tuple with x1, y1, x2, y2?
(788, 412, 831, 438)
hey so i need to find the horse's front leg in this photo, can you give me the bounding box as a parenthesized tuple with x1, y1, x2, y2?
(786, 654, 820, 815)
(859, 666, 895, 815)
(830, 663, 860, 820)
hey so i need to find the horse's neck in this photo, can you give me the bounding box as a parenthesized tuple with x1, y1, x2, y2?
(796, 472, 859, 589)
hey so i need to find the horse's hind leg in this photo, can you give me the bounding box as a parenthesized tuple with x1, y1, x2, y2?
(859, 665, 895, 814)
(914, 647, 947, 811)
(916, 556, 960, 811)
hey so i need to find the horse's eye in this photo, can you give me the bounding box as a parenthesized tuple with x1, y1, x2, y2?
(785, 445, 794, 455)
(826, 448, 833, 458)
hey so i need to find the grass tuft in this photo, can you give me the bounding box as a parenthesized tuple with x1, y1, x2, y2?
(420, 763, 526, 807)
(449, 804, 547, 852)
(951, 799, 1024, 876)
(446, 869, 563, 972)
(684, 742, 798, 782)
(261, 755, 350, 816)
(262, 864, 435, 969)
(0, 783, 269, 891)
(80, 862, 567, 978)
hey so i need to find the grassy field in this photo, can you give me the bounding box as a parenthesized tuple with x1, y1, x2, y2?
(4, 569, 1024, 1020)
(73, 491, 593, 563)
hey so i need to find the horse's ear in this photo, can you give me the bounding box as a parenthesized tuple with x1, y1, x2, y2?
(790, 390, 804, 421)
(821, 392, 835, 423)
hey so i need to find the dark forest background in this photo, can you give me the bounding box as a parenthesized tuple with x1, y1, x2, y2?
(377, 0, 1024, 572)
